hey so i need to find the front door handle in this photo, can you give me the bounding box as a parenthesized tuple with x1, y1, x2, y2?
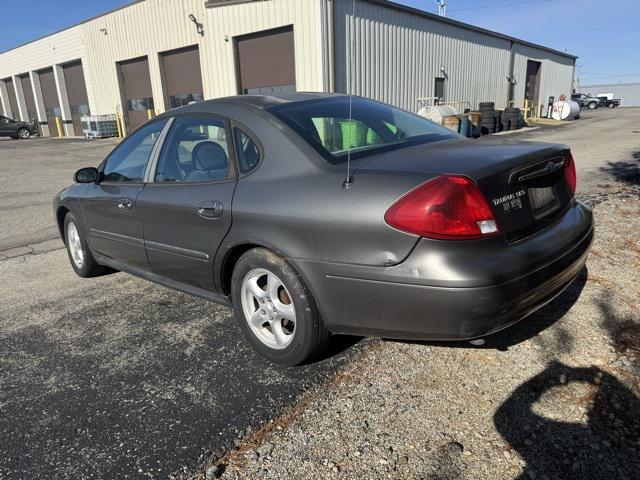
(117, 198, 133, 210)
(197, 201, 223, 219)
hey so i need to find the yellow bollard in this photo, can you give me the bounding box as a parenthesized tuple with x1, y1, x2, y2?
(116, 112, 123, 138)
(55, 116, 64, 138)
(147, 109, 154, 120)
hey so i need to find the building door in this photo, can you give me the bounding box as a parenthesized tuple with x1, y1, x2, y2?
(19, 74, 38, 122)
(117, 56, 154, 134)
(160, 45, 204, 110)
(235, 26, 296, 94)
(3, 77, 19, 120)
(524, 60, 542, 107)
(39, 68, 63, 137)
(434, 77, 445, 103)
(63, 61, 90, 136)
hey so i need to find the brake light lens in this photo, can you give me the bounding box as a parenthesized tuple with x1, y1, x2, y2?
(564, 152, 577, 195)
(384, 175, 500, 240)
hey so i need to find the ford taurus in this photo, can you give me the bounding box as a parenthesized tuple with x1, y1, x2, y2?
(54, 93, 593, 365)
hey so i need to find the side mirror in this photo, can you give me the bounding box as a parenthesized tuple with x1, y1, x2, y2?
(74, 167, 99, 183)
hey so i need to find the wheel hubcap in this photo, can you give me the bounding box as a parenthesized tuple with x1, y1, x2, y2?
(67, 222, 84, 268)
(19, 129, 29, 138)
(240, 268, 296, 349)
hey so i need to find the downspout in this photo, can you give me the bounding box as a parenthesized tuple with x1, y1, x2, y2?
(322, 0, 336, 93)
(507, 41, 515, 106)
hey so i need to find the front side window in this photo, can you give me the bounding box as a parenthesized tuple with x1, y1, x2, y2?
(102, 119, 167, 182)
(0, 116, 10, 124)
(155, 116, 230, 183)
(268, 96, 459, 164)
(234, 128, 261, 173)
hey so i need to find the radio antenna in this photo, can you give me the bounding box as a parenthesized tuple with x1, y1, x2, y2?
(343, 0, 356, 189)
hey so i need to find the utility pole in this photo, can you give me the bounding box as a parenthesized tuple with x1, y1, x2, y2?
(434, 0, 447, 16)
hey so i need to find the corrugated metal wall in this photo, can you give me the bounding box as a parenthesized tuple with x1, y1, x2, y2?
(334, 0, 512, 111)
(333, 0, 574, 114)
(512, 43, 575, 115)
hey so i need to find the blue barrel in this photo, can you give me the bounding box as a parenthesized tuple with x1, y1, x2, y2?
(459, 116, 472, 137)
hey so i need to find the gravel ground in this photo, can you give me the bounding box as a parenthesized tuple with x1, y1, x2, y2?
(197, 190, 640, 480)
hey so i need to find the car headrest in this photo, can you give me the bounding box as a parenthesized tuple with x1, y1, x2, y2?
(192, 141, 228, 171)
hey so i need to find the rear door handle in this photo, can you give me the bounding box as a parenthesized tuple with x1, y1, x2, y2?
(117, 198, 133, 210)
(197, 201, 223, 219)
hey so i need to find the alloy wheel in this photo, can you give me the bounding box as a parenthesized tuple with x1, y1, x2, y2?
(240, 268, 296, 349)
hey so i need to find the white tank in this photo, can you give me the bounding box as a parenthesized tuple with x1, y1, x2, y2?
(551, 100, 580, 121)
(417, 105, 459, 125)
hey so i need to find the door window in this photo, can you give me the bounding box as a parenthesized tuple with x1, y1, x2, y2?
(155, 116, 230, 183)
(234, 128, 261, 173)
(102, 119, 168, 183)
(0, 116, 10, 124)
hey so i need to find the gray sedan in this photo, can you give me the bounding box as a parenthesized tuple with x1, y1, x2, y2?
(54, 93, 593, 365)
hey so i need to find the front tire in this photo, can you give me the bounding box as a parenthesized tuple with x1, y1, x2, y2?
(231, 248, 329, 366)
(64, 212, 107, 277)
(17, 128, 31, 139)
(588, 102, 598, 110)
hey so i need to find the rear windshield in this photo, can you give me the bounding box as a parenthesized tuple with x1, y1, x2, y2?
(268, 96, 459, 164)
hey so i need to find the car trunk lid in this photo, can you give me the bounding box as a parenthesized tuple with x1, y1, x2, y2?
(354, 139, 574, 243)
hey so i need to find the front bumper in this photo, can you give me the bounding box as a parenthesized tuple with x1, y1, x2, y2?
(293, 200, 594, 340)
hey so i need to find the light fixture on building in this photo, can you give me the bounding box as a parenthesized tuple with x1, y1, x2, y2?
(188, 14, 205, 36)
(99, 28, 107, 35)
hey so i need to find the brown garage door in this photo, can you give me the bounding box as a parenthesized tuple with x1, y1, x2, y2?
(235, 26, 296, 95)
(19, 74, 38, 122)
(161, 45, 204, 110)
(63, 61, 90, 135)
(3, 77, 20, 120)
(117, 56, 154, 133)
(39, 68, 63, 137)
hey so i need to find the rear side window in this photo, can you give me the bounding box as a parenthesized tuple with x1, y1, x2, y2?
(234, 128, 261, 174)
(102, 119, 167, 182)
(268, 96, 458, 164)
(155, 116, 230, 183)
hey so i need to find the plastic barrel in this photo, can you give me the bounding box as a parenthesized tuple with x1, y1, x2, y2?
(551, 100, 580, 121)
(417, 105, 459, 125)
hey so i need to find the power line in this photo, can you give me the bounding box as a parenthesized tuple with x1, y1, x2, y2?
(448, 0, 553, 12)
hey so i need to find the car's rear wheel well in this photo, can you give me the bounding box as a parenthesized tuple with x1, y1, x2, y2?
(56, 207, 70, 243)
(221, 243, 261, 295)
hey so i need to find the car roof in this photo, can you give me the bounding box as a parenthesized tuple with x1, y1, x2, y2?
(158, 92, 348, 117)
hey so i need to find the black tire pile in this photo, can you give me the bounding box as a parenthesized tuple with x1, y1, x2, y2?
(478, 102, 525, 134)
(502, 107, 525, 131)
(478, 102, 498, 134)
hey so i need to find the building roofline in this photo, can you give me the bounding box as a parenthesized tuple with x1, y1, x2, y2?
(365, 0, 577, 61)
(0, 0, 144, 56)
(0, 0, 577, 62)
(580, 82, 640, 88)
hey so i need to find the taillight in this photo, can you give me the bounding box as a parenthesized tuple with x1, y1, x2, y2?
(564, 152, 577, 195)
(384, 175, 500, 240)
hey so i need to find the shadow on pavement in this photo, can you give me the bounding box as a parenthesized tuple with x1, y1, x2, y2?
(599, 150, 640, 185)
(494, 362, 640, 480)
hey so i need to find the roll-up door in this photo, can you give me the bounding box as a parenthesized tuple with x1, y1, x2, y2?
(19, 74, 38, 122)
(117, 56, 154, 133)
(235, 26, 296, 95)
(3, 78, 19, 120)
(63, 61, 90, 135)
(39, 68, 63, 137)
(160, 45, 204, 110)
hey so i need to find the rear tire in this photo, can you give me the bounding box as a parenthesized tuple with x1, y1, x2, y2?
(63, 212, 107, 277)
(231, 248, 329, 366)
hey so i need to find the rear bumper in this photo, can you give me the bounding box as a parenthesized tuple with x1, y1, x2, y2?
(293, 200, 593, 340)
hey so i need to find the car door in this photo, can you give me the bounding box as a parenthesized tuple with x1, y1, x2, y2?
(82, 118, 169, 271)
(0, 116, 15, 136)
(136, 115, 237, 290)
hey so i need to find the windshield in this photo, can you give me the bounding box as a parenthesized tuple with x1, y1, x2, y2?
(268, 96, 459, 164)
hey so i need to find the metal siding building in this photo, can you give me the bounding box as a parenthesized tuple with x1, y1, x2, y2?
(579, 83, 640, 107)
(0, 0, 576, 136)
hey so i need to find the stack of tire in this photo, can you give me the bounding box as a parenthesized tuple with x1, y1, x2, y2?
(502, 107, 524, 131)
(478, 102, 497, 134)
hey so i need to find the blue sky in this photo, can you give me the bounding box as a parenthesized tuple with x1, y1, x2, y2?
(1, 0, 638, 85)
